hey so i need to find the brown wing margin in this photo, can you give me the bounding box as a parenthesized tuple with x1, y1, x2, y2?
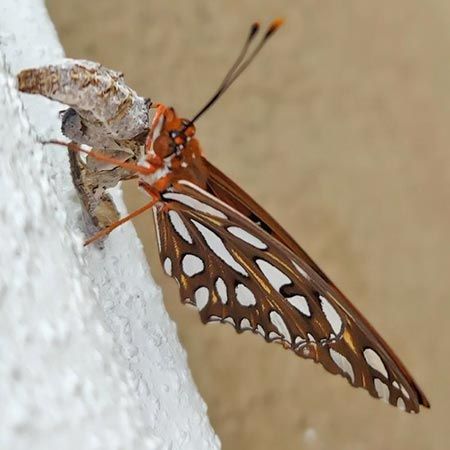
(201, 158, 429, 410)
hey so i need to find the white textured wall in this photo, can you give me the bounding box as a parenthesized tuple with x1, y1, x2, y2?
(0, 1, 220, 449)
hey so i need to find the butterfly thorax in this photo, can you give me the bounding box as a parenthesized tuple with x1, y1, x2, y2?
(140, 106, 208, 192)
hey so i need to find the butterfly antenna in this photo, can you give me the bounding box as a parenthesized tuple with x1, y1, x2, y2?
(216, 22, 260, 93)
(187, 19, 283, 127)
(220, 19, 283, 90)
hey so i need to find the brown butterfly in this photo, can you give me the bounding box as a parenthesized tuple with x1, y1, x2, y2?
(54, 19, 429, 413)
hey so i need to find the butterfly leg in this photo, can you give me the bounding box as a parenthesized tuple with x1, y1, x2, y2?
(43, 140, 159, 245)
(84, 195, 159, 246)
(44, 140, 155, 176)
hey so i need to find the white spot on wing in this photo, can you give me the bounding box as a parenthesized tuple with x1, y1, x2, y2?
(268, 331, 281, 341)
(287, 295, 311, 316)
(256, 259, 291, 292)
(178, 180, 233, 219)
(163, 257, 172, 276)
(182, 254, 204, 277)
(319, 295, 343, 335)
(292, 260, 310, 280)
(374, 378, 390, 403)
(235, 284, 256, 306)
(363, 348, 388, 379)
(191, 220, 248, 276)
(240, 318, 252, 330)
(208, 315, 222, 322)
(215, 277, 228, 304)
(168, 210, 193, 243)
(329, 348, 355, 384)
(223, 316, 235, 326)
(397, 397, 406, 411)
(194, 286, 209, 311)
(163, 192, 227, 219)
(392, 381, 410, 400)
(228, 226, 267, 250)
(256, 325, 265, 337)
(153, 209, 161, 252)
(269, 311, 291, 343)
(400, 385, 410, 400)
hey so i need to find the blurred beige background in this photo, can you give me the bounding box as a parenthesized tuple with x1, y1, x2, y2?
(47, 1, 448, 449)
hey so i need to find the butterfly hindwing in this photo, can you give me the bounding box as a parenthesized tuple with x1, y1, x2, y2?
(153, 179, 428, 413)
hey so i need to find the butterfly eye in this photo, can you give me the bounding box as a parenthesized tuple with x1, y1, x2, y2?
(153, 134, 175, 159)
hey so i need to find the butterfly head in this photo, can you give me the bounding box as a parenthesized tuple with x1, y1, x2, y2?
(146, 19, 283, 164)
(142, 104, 205, 190)
(143, 19, 283, 185)
(149, 106, 197, 159)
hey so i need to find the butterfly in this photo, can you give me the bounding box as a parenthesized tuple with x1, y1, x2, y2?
(54, 19, 429, 413)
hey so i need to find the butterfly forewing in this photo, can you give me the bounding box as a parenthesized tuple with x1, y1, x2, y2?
(153, 178, 428, 413)
(202, 157, 333, 282)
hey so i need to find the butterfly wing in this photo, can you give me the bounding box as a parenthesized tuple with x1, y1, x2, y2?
(202, 157, 330, 280)
(153, 178, 429, 413)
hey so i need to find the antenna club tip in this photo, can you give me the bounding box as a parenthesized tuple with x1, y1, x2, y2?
(265, 18, 284, 38)
(271, 18, 284, 29)
(250, 21, 260, 37)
